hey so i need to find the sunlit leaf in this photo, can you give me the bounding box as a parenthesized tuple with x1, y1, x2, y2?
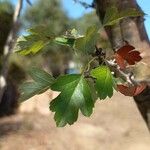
(91, 66, 115, 99)
(15, 25, 54, 55)
(54, 37, 75, 47)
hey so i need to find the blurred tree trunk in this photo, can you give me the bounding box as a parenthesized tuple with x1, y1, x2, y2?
(95, 0, 150, 129)
(0, 1, 24, 116)
(0, 0, 23, 102)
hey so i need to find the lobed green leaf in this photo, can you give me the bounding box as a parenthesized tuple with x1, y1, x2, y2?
(50, 74, 95, 127)
(91, 66, 115, 99)
(15, 25, 54, 55)
(74, 25, 99, 54)
(54, 37, 75, 47)
(20, 67, 55, 101)
(103, 6, 144, 26)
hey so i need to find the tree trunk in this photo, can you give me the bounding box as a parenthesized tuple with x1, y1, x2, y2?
(0, 0, 23, 102)
(95, 0, 150, 129)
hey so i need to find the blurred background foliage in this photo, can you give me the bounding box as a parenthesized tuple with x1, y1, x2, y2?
(1, 0, 110, 77)
(0, 1, 13, 46)
(17, 0, 104, 77)
(0, 0, 25, 116)
(22, 0, 73, 77)
(0, 0, 13, 66)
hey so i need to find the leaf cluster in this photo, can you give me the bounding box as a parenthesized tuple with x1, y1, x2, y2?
(16, 6, 145, 127)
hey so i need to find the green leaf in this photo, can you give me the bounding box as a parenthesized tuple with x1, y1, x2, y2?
(27, 25, 53, 37)
(20, 67, 55, 101)
(86, 78, 98, 102)
(71, 29, 78, 37)
(53, 29, 80, 47)
(15, 25, 54, 55)
(112, 76, 118, 91)
(103, 6, 144, 26)
(74, 25, 99, 54)
(20, 82, 48, 101)
(54, 37, 75, 47)
(90, 66, 114, 100)
(50, 74, 94, 127)
(120, 8, 145, 18)
(28, 67, 55, 85)
(103, 6, 118, 26)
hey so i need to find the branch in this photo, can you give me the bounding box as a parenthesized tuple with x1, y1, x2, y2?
(26, 0, 32, 6)
(73, 0, 95, 9)
(106, 60, 150, 85)
(0, 0, 23, 102)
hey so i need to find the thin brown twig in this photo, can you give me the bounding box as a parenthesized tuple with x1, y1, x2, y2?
(105, 60, 150, 85)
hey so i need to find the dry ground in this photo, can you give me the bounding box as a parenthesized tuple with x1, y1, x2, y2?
(0, 91, 150, 150)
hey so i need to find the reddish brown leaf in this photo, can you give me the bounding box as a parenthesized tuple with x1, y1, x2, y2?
(117, 84, 136, 96)
(117, 84, 146, 96)
(115, 54, 126, 69)
(117, 45, 135, 56)
(115, 44, 142, 69)
(125, 51, 142, 65)
(134, 83, 146, 96)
